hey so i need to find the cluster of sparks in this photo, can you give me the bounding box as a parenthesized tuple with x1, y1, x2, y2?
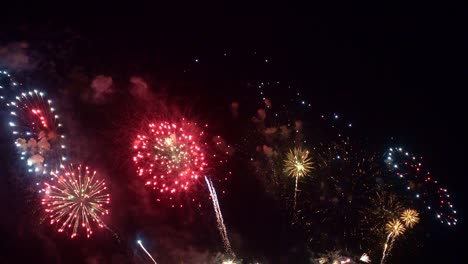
(0, 70, 20, 101)
(7, 89, 66, 175)
(386, 147, 457, 226)
(40, 164, 110, 238)
(315, 251, 370, 264)
(133, 121, 207, 195)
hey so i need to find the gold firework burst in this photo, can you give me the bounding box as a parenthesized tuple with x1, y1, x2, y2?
(385, 219, 406, 236)
(400, 209, 420, 228)
(284, 148, 313, 178)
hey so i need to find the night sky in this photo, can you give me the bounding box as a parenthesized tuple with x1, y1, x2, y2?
(1, 2, 466, 263)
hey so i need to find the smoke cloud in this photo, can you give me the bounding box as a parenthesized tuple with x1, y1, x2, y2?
(0, 42, 33, 70)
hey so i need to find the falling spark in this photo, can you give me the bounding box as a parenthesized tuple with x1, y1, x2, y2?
(137, 240, 158, 264)
(205, 176, 233, 256)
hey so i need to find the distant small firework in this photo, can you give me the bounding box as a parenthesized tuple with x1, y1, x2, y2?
(385, 147, 457, 226)
(40, 164, 110, 238)
(284, 147, 313, 211)
(132, 121, 207, 196)
(7, 89, 66, 174)
(400, 209, 420, 228)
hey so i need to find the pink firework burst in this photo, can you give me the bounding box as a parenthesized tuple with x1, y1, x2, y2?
(132, 121, 208, 196)
(41, 164, 110, 238)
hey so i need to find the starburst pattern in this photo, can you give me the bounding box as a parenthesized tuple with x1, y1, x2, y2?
(41, 164, 110, 238)
(400, 209, 420, 228)
(284, 147, 313, 178)
(132, 121, 208, 195)
(385, 219, 406, 237)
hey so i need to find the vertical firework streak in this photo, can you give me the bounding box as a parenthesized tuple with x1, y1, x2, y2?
(137, 240, 158, 264)
(380, 233, 392, 264)
(293, 175, 299, 212)
(205, 176, 233, 256)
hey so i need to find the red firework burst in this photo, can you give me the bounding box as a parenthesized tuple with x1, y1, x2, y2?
(132, 121, 208, 195)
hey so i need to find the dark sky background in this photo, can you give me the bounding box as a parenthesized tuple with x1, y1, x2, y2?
(0, 2, 466, 263)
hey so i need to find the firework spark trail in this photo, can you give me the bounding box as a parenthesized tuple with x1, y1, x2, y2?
(137, 240, 158, 264)
(293, 175, 299, 212)
(380, 218, 406, 264)
(205, 176, 233, 256)
(380, 233, 392, 264)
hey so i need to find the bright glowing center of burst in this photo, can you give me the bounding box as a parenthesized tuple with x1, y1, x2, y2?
(295, 163, 304, 172)
(165, 134, 176, 146)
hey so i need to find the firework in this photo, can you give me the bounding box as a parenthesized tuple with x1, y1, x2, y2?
(7, 89, 66, 174)
(40, 164, 110, 238)
(380, 218, 407, 264)
(205, 176, 233, 256)
(364, 191, 405, 234)
(132, 121, 207, 196)
(222, 259, 238, 264)
(284, 147, 313, 211)
(385, 219, 406, 237)
(314, 251, 355, 264)
(284, 147, 313, 178)
(300, 140, 385, 251)
(385, 147, 457, 226)
(400, 209, 419, 228)
(359, 253, 370, 263)
(137, 240, 158, 264)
